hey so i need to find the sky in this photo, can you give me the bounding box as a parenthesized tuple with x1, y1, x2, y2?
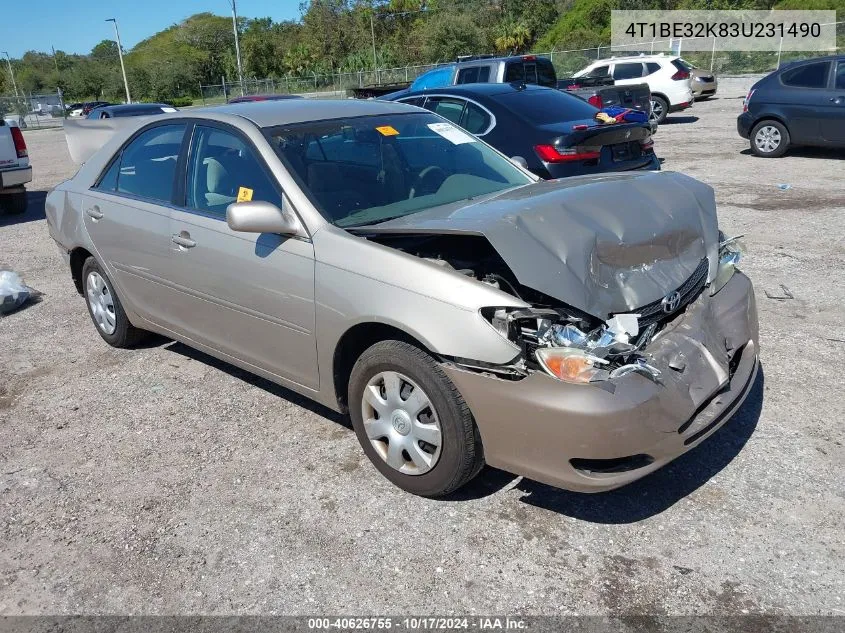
(2, 0, 303, 58)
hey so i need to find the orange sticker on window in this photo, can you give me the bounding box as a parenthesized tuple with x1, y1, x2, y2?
(237, 187, 254, 202)
(375, 125, 400, 136)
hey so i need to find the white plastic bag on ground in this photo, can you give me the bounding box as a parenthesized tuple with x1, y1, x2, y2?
(0, 270, 32, 314)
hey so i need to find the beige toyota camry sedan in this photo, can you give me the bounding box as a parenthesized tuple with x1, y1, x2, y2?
(47, 100, 758, 497)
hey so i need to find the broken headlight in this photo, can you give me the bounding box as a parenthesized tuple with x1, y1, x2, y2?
(711, 232, 745, 295)
(482, 307, 662, 385)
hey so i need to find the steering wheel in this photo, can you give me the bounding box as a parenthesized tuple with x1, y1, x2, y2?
(409, 166, 447, 199)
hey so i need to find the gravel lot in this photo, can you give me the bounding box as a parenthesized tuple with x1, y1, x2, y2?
(1, 86, 843, 617)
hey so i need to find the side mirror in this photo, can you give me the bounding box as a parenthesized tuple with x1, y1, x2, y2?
(226, 200, 304, 236)
(510, 155, 528, 169)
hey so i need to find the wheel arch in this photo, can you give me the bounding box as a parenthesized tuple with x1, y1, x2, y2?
(750, 114, 790, 134)
(332, 321, 435, 413)
(69, 247, 94, 294)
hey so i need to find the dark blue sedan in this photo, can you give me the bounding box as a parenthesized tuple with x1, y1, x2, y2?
(737, 55, 845, 157)
(383, 83, 658, 179)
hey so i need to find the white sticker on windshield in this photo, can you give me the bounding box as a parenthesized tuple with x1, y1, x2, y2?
(427, 122, 476, 145)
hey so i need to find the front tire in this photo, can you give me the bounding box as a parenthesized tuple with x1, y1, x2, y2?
(750, 120, 789, 157)
(348, 340, 484, 497)
(82, 257, 146, 348)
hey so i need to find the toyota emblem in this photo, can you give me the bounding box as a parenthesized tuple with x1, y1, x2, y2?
(662, 291, 682, 313)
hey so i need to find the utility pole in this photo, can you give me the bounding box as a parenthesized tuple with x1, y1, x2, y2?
(51, 46, 60, 73)
(105, 19, 131, 103)
(2, 52, 19, 97)
(370, 13, 378, 74)
(228, 0, 245, 96)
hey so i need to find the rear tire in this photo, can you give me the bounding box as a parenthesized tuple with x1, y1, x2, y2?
(0, 191, 27, 215)
(750, 120, 789, 158)
(650, 95, 669, 125)
(348, 340, 484, 497)
(82, 257, 146, 348)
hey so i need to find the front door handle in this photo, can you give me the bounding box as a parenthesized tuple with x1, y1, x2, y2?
(172, 233, 196, 249)
(831, 96, 845, 104)
(86, 205, 103, 220)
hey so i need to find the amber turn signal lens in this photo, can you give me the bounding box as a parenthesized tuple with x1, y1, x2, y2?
(535, 348, 607, 384)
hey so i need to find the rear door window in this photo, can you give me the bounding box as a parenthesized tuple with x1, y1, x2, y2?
(613, 63, 645, 80)
(781, 61, 831, 88)
(456, 66, 491, 84)
(114, 124, 186, 203)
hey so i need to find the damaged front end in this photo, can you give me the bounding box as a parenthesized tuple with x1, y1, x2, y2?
(480, 231, 746, 386)
(485, 306, 662, 384)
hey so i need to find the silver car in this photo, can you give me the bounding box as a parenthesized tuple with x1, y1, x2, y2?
(47, 100, 759, 497)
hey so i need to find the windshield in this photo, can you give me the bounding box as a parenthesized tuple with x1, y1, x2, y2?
(266, 112, 532, 228)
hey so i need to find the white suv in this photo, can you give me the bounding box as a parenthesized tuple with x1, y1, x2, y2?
(574, 54, 694, 124)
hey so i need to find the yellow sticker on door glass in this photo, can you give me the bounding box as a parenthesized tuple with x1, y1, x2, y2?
(375, 125, 400, 136)
(237, 187, 254, 202)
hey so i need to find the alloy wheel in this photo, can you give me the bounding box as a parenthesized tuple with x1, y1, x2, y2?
(649, 99, 663, 123)
(754, 125, 781, 153)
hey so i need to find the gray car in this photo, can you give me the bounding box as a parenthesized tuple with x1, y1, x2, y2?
(47, 100, 759, 497)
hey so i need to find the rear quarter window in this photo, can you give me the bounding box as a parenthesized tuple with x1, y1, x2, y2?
(781, 61, 831, 88)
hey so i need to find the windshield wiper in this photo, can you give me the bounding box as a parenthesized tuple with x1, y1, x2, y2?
(342, 214, 409, 229)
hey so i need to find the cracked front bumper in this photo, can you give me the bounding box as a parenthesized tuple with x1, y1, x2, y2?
(444, 272, 759, 493)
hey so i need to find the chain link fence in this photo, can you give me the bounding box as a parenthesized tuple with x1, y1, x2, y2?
(200, 21, 843, 100)
(0, 89, 66, 129)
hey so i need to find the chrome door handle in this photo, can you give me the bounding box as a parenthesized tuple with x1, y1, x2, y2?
(171, 234, 196, 248)
(86, 206, 103, 220)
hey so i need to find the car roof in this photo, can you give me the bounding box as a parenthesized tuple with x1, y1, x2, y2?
(228, 94, 303, 103)
(201, 98, 417, 127)
(778, 54, 844, 70)
(395, 82, 558, 100)
(453, 54, 553, 65)
(99, 103, 169, 111)
(589, 54, 677, 64)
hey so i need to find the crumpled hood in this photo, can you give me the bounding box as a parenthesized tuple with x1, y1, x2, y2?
(366, 171, 720, 318)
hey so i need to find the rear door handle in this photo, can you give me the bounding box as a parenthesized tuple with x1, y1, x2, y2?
(171, 233, 196, 249)
(86, 205, 103, 220)
(831, 96, 845, 104)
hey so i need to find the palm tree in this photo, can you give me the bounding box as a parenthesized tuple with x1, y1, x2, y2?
(494, 20, 532, 55)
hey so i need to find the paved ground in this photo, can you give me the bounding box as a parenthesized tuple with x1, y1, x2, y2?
(1, 88, 843, 617)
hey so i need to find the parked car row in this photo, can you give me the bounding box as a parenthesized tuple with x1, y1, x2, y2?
(383, 83, 658, 179)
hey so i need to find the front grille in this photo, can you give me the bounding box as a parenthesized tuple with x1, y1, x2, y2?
(628, 257, 709, 330)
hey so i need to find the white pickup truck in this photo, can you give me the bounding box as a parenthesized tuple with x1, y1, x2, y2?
(0, 119, 31, 215)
